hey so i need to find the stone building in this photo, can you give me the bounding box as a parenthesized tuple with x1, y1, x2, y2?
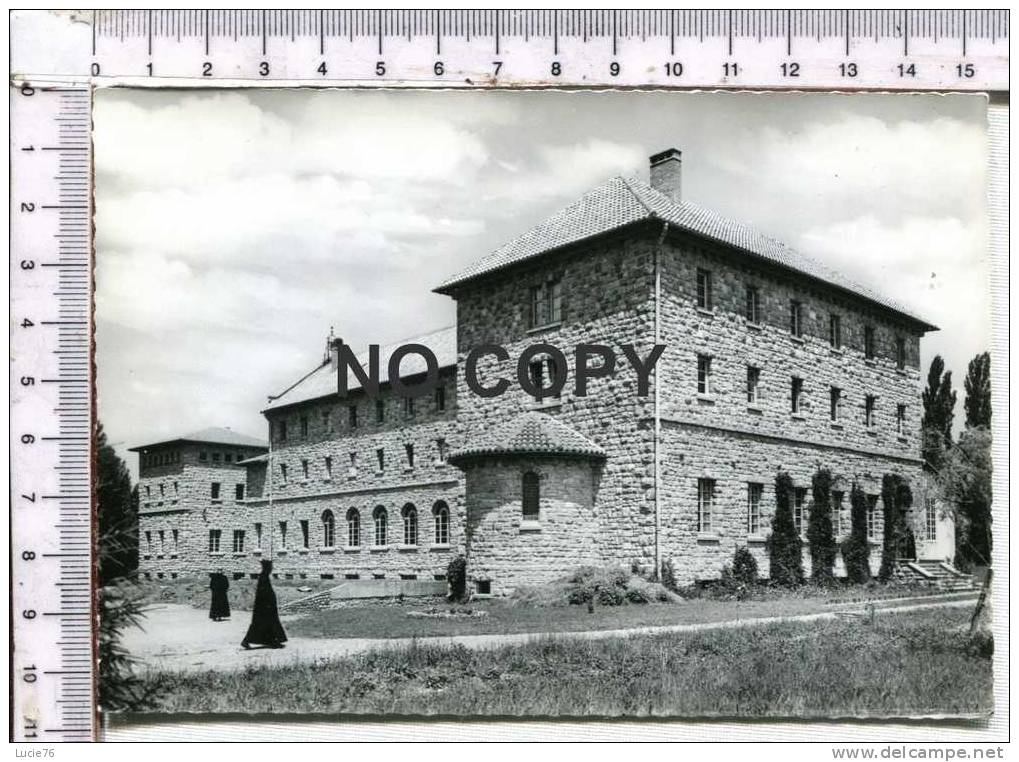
(134, 148, 952, 593)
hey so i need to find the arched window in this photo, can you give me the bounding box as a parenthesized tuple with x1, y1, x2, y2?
(321, 509, 335, 548)
(433, 501, 450, 545)
(373, 505, 388, 547)
(402, 503, 418, 546)
(345, 508, 360, 548)
(522, 471, 540, 519)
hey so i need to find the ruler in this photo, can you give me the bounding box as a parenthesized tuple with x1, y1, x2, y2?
(10, 10, 1010, 90)
(6, 7, 1009, 743)
(9, 83, 95, 742)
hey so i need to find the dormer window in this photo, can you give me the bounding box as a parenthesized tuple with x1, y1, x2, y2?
(529, 278, 562, 328)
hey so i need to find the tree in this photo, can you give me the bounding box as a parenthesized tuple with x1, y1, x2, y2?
(964, 352, 991, 428)
(878, 474, 913, 581)
(921, 355, 957, 470)
(841, 484, 871, 584)
(766, 471, 803, 586)
(807, 469, 837, 583)
(97, 422, 137, 585)
(940, 426, 992, 568)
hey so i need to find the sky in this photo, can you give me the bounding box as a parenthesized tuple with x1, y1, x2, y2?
(94, 89, 989, 475)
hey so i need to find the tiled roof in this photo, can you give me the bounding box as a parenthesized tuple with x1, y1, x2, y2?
(263, 324, 457, 412)
(434, 176, 936, 330)
(448, 411, 607, 464)
(129, 426, 267, 451)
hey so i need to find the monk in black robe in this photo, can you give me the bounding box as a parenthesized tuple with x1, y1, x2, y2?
(241, 559, 287, 649)
(209, 570, 230, 621)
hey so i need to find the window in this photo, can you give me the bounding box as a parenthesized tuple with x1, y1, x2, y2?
(522, 471, 540, 520)
(436, 438, 448, 463)
(375, 400, 385, 424)
(199, 450, 208, 462)
(793, 488, 807, 536)
(300, 519, 309, 549)
(865, 395, 876, 428)
(864, 326, 876, 360)
(697, 478, 716, 533)
(159, 483, 165, 497)
(211, 482, 221, 500)
(276, 420, 287, 442)
(279, 463, 288, 484)
(158, 530, 165, 554)
(212, 451, 221, 463)
(896, 404, 907, 435)
(745, 284, 760, 324)
(402, 504, 418, 545)
(896, 336, 906, 369)
(528, 356, 561, 400)
(925, 499, 937, 542)
(254, 522, 262, 549)
(322, 409, 332, 433)
(375, 448, 385, 472)
(172, 528, 179, 553)
(831, 491, 845, 537)
(746, 366, 760, 404)
(435, 385, 446, 411)
(405, 443, 415, 470)
(866, 495, 879, 540)
(829, 314, 842, 349)
(145, 530, 152, 554)
(324, 456, 333, 479)
(697, 354, 713, 395)
(747, 483, 763, 535)
(789, 300, 803, 338)
(401, 397, 414, 417)
(348, 452, 357, 474)
(373, 506, 388, 546)
(529, 278, 562, 327)
(235, 483, 245, 501)
(830, 387, 842, 422)
(225, 452, 233, 463)
(346, 508, 361, 547)
(433, 501, 450, 545)
(348, 405, 358, 429)
(173, 481, 178, 494)
(696, 268, 713, 310)
(232, 530, 245, 553)
(791, 377, 804, 414)
(208, 529, 221, 553)
(279, 521, 287, 550)
(145, 485, 151, 498)
(321, 510, 335, 548)
(301, 459, 309, 480)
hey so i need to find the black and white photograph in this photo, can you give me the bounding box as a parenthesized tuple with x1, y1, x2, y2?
(90, 88, 996, 720)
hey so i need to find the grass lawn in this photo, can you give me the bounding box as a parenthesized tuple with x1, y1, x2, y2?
(144, 607, 993, 717)
(285, 586, 974, 640)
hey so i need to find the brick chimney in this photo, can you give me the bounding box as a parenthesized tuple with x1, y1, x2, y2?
(649, 148, 682, 204)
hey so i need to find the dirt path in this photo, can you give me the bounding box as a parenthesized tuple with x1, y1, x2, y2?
(124, 592, 979, 674)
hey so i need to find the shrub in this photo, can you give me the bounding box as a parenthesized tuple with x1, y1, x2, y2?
(767, 471, 803, 586)
(446, 555, 467, 603)
(879, 474, 912, 581)
(807, 469, 837, 583)
(842, 483, 871, 584)
(730, 546, 759, 585)
(660, 558, 679, 593)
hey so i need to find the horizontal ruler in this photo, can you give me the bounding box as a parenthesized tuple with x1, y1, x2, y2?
(10, 9, 1010, 91)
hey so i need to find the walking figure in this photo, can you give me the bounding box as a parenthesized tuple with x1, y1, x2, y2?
(209, 569, 231, 622)
(241, 559, 287, 650)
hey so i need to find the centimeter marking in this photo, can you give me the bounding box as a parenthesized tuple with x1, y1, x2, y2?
(10, 82, 96, 742)
(10, 10, 1009, 90)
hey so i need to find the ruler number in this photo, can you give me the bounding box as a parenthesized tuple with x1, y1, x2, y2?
(22, 550, 36, 561)
(723, 62, 739, 77)
(898, 63, 916, 78)
(840, 62, 858, 78)
(957, 63, 975, 78)
(23, 665, 38, 683)
(21, 317, 34, 328)
(781, 62, 800, 77)
(22, 492, 36, 503)
(202, 61, 213, 77)
(21, 202, 35, 212)
(23, 609, 37, 620)
(317, 62, 327, 76)
(20, 82, 34, 96)
(375, 61, 386, 76)
(609, 61, 620, 77)
(664, 62, 683, 77)
(22, 434, 35, 444)
(492, 61, 502, 76)
(21, 260, 35, 270)
(259, 61, 270, 77)
(146, 62, 153, 76)
(23, 714, 38, 739)
(21, 376, 35, 386)
(551, 61, 561, 77)
(434, 61, 444, 76)
(91, 62, 100, 76)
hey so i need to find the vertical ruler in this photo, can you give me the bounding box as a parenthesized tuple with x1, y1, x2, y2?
(10, 83, 95, 742)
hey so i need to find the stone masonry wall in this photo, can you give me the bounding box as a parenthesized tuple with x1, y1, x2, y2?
(461, 456, 601, 594)
(451, 226, 660, 572)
